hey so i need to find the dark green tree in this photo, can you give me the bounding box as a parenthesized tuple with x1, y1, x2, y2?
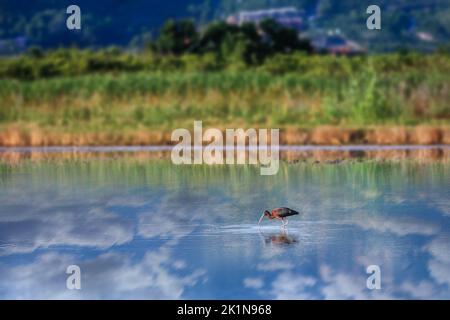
(198, 21, 240, 53)
(156, 19, 199, 55)
(260, 19, 312, 54)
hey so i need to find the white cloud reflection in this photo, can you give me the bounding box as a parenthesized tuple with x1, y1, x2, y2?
(0, 204, 134, 256)
(1, 162, 450, 300)
(0, 249, 205, 299)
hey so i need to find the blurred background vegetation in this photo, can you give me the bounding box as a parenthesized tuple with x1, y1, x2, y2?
(1, 0, 449, 52)
(0, 0, 449, 145)
(1, 51, 449, 131)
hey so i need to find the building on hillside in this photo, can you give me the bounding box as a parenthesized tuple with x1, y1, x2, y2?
(311, 32, 366, 55)
(226, 7, 305, 32)
(226, 8, 365, 56)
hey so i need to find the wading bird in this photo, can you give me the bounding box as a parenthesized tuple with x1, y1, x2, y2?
(258, 207, 300, 227)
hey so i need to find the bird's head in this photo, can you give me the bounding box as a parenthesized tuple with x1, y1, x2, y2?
(258, 210, 271, 225)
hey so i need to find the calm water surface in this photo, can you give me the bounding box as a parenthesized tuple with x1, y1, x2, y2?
(0, 149, 449, 299)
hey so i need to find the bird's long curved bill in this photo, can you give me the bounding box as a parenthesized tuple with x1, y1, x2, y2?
(258, 213, 265, 225)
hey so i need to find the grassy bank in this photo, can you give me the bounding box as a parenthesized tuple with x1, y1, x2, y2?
(0, 53, 449, 146)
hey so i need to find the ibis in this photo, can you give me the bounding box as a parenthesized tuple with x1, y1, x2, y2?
(258, 207, 300, 227)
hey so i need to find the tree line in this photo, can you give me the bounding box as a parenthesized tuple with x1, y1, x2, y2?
(152, 19, 313, 65)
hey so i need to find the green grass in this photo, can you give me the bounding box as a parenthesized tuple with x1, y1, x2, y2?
(0, 52, 449, 132)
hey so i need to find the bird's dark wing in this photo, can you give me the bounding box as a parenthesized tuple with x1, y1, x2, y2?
(275, 207, 299, 218)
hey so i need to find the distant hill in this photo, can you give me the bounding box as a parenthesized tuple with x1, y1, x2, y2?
(0, 0, 449, 52)
(0, 0, 206, 49)
(215, 0, 450, 51)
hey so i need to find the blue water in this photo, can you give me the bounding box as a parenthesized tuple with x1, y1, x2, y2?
(0, 153, 449, 299)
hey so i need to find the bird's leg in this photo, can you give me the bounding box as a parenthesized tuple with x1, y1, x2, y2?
(284, 218, 289, 226)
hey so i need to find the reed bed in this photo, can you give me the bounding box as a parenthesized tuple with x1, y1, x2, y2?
(0, 52, 449, 146)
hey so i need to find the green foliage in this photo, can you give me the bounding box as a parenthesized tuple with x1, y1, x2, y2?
(1, 1, 449, 52)
(3, 47, 449, 81)
(156, 19, 198, 55)
(0, 52, 448, 130)
(260, 19, 312, 54)
(151, 18, 312, 64)
(217, 0, 450, 52)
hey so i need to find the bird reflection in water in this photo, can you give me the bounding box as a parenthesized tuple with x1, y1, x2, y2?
(260, 229, 298, 246)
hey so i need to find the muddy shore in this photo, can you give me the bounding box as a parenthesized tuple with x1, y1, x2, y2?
(0, 125, 449, 147)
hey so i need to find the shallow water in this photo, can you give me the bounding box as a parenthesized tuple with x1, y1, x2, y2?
(0, 153, 449, 299)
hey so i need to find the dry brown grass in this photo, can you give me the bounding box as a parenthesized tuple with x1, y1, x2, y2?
(0, 125, 449, 147)
(409, 126, 443, 144)
(366, 127, 409, 145)
(310, 126, 353, 145)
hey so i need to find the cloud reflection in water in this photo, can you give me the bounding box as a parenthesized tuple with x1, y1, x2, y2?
(0, 161, 449, 299)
